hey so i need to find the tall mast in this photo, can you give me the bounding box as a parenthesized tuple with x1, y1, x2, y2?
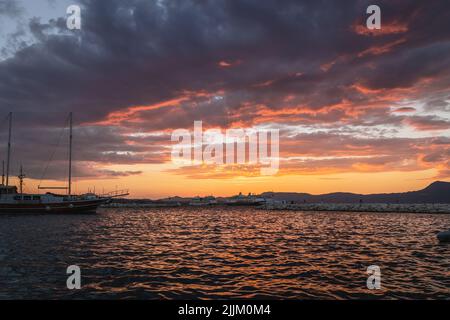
(1, 160, 4, 185)
(6, 112, 12, 189)
(18, 165, 25, 195)
(68, 112, 73, 197)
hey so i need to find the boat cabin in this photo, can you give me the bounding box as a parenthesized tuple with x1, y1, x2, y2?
(0, 185, 17, 195)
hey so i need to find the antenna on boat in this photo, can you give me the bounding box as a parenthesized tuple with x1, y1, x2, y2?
(18, 165, 25, 196)
(68, 112, 73, 197)
(5, 112, 12, 190)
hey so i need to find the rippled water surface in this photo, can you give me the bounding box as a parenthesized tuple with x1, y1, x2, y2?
(0, 207, 449, 299)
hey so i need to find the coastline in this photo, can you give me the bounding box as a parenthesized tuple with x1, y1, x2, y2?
(261, 202, 450, 214)
(101, 181, 450, 213)
(102, 202, 450, 214)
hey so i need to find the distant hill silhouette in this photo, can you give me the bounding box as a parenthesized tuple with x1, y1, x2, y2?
(261, 181, 450, 204)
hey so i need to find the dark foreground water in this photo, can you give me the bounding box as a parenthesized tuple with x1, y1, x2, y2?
(0, 207, 449, 299)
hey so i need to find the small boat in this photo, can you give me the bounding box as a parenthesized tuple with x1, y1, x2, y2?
(437, 229, 450, 243)
(0, 112, 128, 214)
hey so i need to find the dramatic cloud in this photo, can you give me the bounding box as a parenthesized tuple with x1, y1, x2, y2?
(0, 0, 449, 182)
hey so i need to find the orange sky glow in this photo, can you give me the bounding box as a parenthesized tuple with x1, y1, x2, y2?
(1, 1, 449, 199)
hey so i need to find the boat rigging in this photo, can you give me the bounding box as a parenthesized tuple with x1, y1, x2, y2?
(0, 112, 129, 214)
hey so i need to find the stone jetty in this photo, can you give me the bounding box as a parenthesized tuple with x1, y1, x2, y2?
(261, 202, 450, 214)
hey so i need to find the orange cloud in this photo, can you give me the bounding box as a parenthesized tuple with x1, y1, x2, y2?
(88, 91, 213, 126)
(392, 107, 416, 113)
(218, 60, 242, 68)
(404, 116, 450, 131)
(357, 38, 406, 57)
(353, 21, 408, 36)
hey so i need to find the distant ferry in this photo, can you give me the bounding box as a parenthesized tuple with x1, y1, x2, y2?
(225, 193, 266, 206)
(0, 113, 128, 214)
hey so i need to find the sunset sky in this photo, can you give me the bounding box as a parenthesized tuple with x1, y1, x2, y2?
(0, 0, 449, 198)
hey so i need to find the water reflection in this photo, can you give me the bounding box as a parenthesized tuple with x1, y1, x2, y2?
(0, 207, 449, 299)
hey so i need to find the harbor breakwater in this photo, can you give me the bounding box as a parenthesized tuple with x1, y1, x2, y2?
(262, 202, 450, 214)
(103, 201, 450, 213)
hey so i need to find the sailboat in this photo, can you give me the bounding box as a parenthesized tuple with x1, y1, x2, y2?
(0, 112, 128, 214)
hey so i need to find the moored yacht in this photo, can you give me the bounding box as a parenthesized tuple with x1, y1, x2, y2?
(0, 187, 109, 214)
(0, 112, 127, 214)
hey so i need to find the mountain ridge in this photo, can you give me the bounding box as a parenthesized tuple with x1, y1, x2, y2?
(260, 181, 450, 204)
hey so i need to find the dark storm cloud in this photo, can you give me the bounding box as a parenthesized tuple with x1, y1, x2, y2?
(0, 0, 449, 179)
(362, 42, 450, 90)
(404, 115, 450, 131)
(0, 0, 22, 17)
(0, 0, 428, 121)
